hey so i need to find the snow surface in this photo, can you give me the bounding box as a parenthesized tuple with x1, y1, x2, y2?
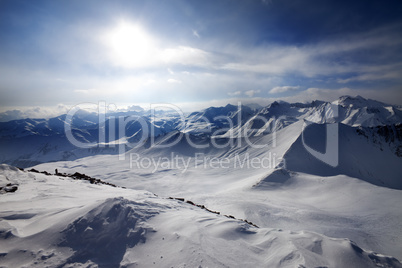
(32, 119, 402, 263)
(1, 95, 402, 267)
(0, 164, 401, 267)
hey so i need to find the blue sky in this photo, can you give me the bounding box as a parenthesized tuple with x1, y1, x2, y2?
(0, 0, 402, 112)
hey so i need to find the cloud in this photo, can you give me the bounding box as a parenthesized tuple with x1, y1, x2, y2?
(74, 89, 91, 94)
(143, 79, 156, 86)
(1, 9, 402, 109)
(161, 46, 211, 67)
(218, 23, 402, 80)
(178, 87, 402, 111)
(101, 22, 212, 69)
(245, 89, 260, 97)
(102, 22, 402, 79)
(282, 87, 402, 105)
(228, 91, 242, 96)
(192, 30, 200, 38)
(0, 105, 71, 122)
(167, 78, 182, 84)
(337, 64, 402, 83)
(337, 72, 400, 84)
(127, 105, 144, 112)
(220, 46, 312, 76)
(269, 86, 300, 94)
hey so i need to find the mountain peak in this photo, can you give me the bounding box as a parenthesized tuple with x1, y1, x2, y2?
(336, 95, 387, 108)
(268, 100, 290, 108)
(338, 95, 366, 103)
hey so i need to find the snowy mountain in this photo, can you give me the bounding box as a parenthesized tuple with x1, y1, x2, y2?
(305, 95, 402, 126)
(1, 95, 400, 168)
(0, 110, 181, 167)
(182, 104, 254, 135)
(267, 123, 402, 189)
(0, 95, 401, 266)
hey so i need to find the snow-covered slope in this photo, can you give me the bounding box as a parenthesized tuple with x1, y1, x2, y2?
(1, 95, 401, 266)
(182, 104, 254, 135)
(280, 122, 402, 189)
(1, 96, 401, 168)
(221, 101, 312, 137)
(217, 95, 402, 138)
(0, 112, 179, 167)
(308, 95, 402, 127)
(32, 117, 402, 261)
(1, 164, 401, 267)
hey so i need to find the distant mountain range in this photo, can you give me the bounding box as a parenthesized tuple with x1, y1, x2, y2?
(0, 95, 401, 169)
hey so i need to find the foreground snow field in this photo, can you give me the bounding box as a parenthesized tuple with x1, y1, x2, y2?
(33, 119, 402, 262)
(0, 164, 401, 267)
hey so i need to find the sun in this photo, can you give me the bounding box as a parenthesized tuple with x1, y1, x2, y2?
(105, 21, 157, 68)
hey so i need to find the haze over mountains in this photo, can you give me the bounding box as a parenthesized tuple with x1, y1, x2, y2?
(1, 95, 402, 267)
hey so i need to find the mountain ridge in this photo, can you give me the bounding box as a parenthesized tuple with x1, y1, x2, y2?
(1, 95, 401, 168)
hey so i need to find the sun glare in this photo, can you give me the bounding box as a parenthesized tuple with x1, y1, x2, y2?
(106, 22, 157, 68)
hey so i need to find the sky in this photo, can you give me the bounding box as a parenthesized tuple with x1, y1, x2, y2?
(0, 0, 402, 116)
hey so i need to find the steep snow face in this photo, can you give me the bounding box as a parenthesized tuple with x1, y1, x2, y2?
(360, 124, 402, 157)
(0, 164, 401, 268)
(282, 122, 402, 189)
